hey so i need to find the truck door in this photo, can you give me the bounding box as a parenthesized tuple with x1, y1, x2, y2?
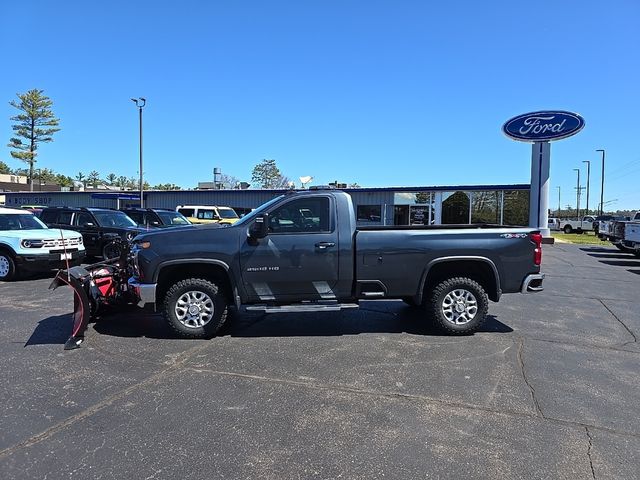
(239, 196, 339, 301)
(73, 212, 100, 254)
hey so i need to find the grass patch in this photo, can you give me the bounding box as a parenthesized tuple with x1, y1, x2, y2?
(551, 231, 609, 245)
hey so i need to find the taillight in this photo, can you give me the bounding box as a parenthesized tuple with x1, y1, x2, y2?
(530, 232, 542, 266)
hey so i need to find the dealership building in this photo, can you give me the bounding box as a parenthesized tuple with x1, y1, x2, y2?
(3, 184, 530, 226)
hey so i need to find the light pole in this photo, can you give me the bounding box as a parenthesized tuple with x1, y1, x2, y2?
(556, 186, 561, 215)
(582, 160, 590, 215)
(131, 97, 146, 207)
(573, 168, 581, 219)
(596, 149, 605, 215)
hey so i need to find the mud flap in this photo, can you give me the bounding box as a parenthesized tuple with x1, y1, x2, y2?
(49, 267, 92, 350)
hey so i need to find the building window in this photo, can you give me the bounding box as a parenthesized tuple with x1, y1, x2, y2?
(357, 205, 382, 223)
(442, 191, 471, 224)
(471, 191, 500, 224)
(502, 190, 529, 226)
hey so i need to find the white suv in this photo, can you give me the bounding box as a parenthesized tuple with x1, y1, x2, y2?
(0, 207, 85, 280)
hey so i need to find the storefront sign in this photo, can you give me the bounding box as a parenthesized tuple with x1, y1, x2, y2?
(502, 111, 585, 142)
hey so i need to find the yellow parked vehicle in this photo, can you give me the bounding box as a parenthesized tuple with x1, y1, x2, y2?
(175, 205, 239, 225)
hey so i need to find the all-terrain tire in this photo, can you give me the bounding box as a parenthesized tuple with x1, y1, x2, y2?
(163, 278, 228, 339)
(0, 250, 17, 281)
(427, 277, 488, 335)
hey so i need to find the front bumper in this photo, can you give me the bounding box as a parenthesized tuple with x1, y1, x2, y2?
(15, 249, 86, 272)
(128, 278, 157, 307)
(521, 273, 545, 294)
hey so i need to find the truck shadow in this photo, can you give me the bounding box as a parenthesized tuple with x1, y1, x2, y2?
(580, 246, 619, 253)
(584, 252, 636, 259)
(598, 260, 640, 267)
(223, 309, 512, 338)
(30, 304, 513, 346)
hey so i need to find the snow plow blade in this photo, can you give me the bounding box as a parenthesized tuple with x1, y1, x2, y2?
(49, 267, 92, 350)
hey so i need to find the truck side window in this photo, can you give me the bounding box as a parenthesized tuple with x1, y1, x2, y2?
(74, 212, 94, 227)
(269, 197, 330, 234)
(58, 211, 73, 225)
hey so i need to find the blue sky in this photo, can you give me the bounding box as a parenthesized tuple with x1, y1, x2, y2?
(1, 0, 639, 210)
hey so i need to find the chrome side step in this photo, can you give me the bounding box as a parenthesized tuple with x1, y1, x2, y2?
(245, 303, 359, 313)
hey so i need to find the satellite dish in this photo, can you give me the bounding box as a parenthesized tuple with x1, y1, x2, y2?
(299, 176, 313, 188)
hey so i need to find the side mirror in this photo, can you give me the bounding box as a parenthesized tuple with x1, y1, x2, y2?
(249, 214, 269, 239)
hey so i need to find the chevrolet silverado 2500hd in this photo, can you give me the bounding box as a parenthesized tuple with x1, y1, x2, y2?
(123, 188, 544, 339)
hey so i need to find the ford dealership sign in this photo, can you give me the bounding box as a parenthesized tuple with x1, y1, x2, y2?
(502, 110, 585, 142)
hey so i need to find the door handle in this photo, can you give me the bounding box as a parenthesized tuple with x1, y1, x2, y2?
(315, 242, 335, 250)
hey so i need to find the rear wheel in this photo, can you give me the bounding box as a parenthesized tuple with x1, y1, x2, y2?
(0, 251, 16, 281)
(427, 277, 488, 335)
(163, 278, 229, 338)
(563, 225, 573, 234)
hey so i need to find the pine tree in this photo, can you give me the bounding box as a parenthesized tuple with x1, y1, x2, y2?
(7, 89, 61, 191)
(251, 159, 290, 189)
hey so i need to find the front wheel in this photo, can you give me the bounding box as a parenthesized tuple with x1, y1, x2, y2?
(427, 277, 488, 335)
(163, 278, 229, 338)
(563, 225, 573, 234)
(0, 251, 17, 281)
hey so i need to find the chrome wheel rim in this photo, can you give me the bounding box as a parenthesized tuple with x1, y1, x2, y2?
(175, 290, 215, 328)
(442, 288, 477, 325)
(0, 256, 9, 278)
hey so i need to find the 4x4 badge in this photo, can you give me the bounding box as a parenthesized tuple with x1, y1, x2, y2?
(500, 233, 528, 239)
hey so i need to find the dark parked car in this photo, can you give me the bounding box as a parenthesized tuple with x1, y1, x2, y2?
(40, 207, 145, 258)
(120, 208, 191, 228)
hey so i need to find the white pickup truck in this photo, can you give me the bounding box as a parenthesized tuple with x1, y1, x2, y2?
(558, 215, 596, 234)
(598, 212, 640, 253)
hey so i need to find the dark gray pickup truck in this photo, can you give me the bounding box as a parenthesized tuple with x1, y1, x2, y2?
(127, 188, 544, 338)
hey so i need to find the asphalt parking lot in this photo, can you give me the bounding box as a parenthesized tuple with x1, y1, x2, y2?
(1, 243, 639, 479)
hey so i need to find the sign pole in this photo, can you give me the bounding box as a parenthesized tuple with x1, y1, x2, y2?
(528, 141, 550, 236)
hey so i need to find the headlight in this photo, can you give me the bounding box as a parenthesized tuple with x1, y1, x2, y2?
(126, 232, 135, 241)
(77, 236, 83, 244)
(21, 239, 45, 248)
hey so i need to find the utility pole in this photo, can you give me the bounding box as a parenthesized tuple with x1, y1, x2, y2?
(556, 186, 561, 214)
(573, 168, 581, 219)
(596, 149, 605, 215)
(131, 97, 146, 207)
(582, 160, 590, 215)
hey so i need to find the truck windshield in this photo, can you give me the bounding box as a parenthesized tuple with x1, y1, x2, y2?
(0, 214, 48, 230)
(157, 211, 191, 225)
(92, 211, 138, 228)
(218, 208, 239, 219)
(235, 196, 285, 226)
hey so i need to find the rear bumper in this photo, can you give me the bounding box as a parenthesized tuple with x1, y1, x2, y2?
(521, 273, 545, 294)
(128, 278, 157, 307)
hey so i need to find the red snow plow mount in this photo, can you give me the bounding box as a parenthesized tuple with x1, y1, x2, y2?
(49, 240, 133, 350)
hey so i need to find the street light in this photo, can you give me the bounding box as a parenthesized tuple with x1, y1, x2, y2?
(131, 97, 146, 207)
(596, 149, 605, 215)
(573, 168, 581, 219)
(582, 160, 590, 215)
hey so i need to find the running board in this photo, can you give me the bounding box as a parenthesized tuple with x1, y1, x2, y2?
(246, 303, 359, 313)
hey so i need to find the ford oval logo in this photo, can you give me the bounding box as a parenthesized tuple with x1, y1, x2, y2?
(502, 111, 585, 142)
